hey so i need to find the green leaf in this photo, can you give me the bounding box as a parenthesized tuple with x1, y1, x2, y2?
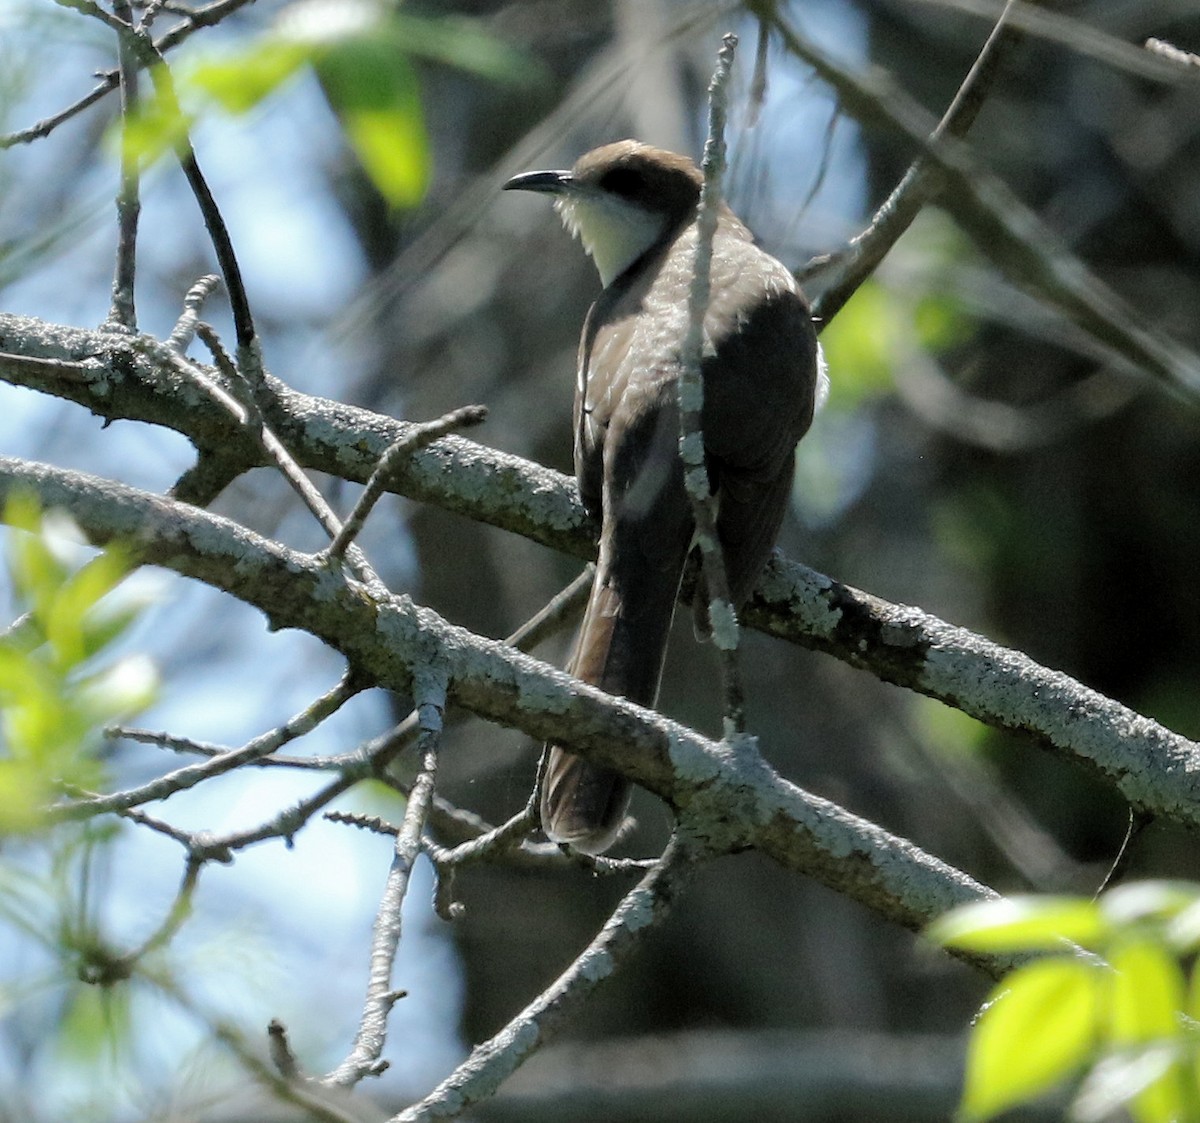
(117, 68, 193, 167)
(189, 39, 310, 113)
(384, 13, 546, 87)
(75, 655, 158, 726)
(0, 758, 52, 833)
(316, 40, 429, 208)
(913, 290, 973, 352)
(57, 983, 132, 1060)
(912, 695, 989, 758)
(1089, 940, 1193, 1122)
(1073, 1046, 1187, 1123)
(1108, 939, 1187, 1044)
(45, 548, 131, 670)
(960, 958, 1101, 1121)
(1102, 882, 1200, 928)
(5, 494, 67, 623)
(929, 895, 1108, 953)
(816, 280, 902, 407)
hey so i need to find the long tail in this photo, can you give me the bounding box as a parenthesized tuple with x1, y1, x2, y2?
(540, 539, 684, 854)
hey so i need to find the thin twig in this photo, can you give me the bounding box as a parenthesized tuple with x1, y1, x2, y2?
(201, 777, 361, 855)
(393, 834, 702, 1121)
(507, 564, 593, 653)
(139, 50, 257, 349)
(176, 326, 389, 596)
(50, 673, 362, 822)
(325, 811, 400, 838)
(424, 800, 537, 871)
(747, 15, 770, 126)
(155, 977, 363, 1123)
(167, 275, 222, 353)
(107, 0, 141, 331)
(118, 855, 203, 962)
(267, 1019, 301, 1080)
(325, 405, 487, 562)
(0, 352, 97, 383)
(53, 0, 131, 34)
(679, 33, 748, 740)
(0, 0, 258, 150)
(115, 800, 230, 859)
(774, 11, 1200, 397)
(325, 669, 449, 1089)
(804, 0, 1021, 324)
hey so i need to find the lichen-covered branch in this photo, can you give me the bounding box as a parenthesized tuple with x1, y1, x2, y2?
(0, 454, 1007, 951)
(1, 315, 1195, 826)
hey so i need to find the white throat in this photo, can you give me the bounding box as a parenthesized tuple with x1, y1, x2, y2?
(555, 194, 669, 287)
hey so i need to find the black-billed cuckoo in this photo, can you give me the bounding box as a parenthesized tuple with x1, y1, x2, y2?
(504, 140, 824, 854)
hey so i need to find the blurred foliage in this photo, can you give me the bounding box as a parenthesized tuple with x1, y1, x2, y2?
(0, 493, 156, 833)
(819, 212, 977, 408)
(911, 695, 989, 759)
(0, 497, 170, 1108)
(933, 882, 1200, 1122)
(117, 0, 545, 208)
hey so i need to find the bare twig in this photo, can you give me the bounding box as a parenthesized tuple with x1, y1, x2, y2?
(167, 275, 222, 353)
(138, 53, 257, 349)
(680, 32, 748, 739)
(0, 352, 97, 383)
(803, 0, 1021, 324)
(902, 0, 1200, 85)
(51, 673, 362, 822)
(325, 405, 488, 562)
(155, 977, 364, 1123)
(773, 12, 1200, 397)
(53, 0, 131, 34)
(747, 16, 770, 126)
(267, 1019, 302, 1081)
(0, 80, 118, 150)
(424, 799, 537, 872)
(393, 834, 701, 1121)
(325, 669, 449, 1088)
(107, 0, 141, 331)
(197, 776, 360, 856)
(507, 564, 593, 653)
(1145, 37, 1200, 69)
(118, 855, 203, 961)
(175, 326, 388, 596)
(111, 725, 244, 759)
(0, 0, 259, 150)
(325, 811, 400, 838)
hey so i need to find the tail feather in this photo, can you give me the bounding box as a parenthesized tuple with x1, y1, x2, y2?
(540, 546, 682, 854)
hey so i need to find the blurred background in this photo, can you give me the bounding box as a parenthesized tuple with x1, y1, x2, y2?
(1, 0, 1199, 1119)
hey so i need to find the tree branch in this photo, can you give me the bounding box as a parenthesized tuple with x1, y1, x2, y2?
(326, 670, 449, 1089)
(0, 453, 1009, 956)
(771, 13, 1200, 399)
(393, 835, 701, 1121)
(1, 314, 1194, 825)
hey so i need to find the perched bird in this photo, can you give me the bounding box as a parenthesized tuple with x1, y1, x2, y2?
(504, 140, 824, 854)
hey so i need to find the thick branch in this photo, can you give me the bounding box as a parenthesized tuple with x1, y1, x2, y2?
(0, 454, 1004, 948)
(1, 315, 1197, 827)
(0, 313, 587, 558)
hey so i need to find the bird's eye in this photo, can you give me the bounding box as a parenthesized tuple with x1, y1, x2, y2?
(597, 166, 645, 200)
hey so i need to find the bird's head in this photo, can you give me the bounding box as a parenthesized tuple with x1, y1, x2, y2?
(503, 140, 703, 287)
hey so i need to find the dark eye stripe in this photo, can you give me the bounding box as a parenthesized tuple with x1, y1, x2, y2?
(597, 167, 647, 200)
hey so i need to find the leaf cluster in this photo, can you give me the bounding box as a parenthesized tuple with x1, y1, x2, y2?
(0, 494, 155, 833)
(118, 0, 543, 208)
(933, 883, 1200, 1122)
